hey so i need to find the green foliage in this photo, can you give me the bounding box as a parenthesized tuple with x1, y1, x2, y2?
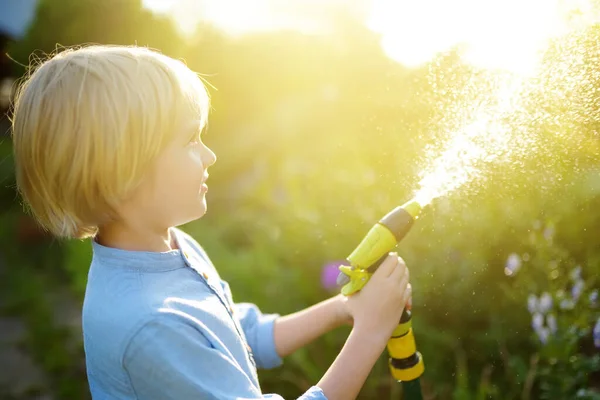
(7, 0, 183, 76)
(501, 222, 600, 400)
(0, 210, 89, 399)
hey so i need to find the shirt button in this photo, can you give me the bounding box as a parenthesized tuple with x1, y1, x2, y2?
(202, 271, 209, 279)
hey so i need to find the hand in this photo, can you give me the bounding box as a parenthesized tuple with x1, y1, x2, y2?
(345, 253, 411, 344)
(335, 283, 413, 325)
(333, 294, 353, 326)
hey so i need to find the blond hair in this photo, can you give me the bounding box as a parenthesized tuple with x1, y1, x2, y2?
(11, 45, 210, 239)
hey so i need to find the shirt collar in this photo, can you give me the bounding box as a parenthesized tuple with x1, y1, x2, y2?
(91, 228, 187, 272)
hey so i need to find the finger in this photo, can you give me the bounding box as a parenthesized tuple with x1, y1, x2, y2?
(402, 283, 412, 311)
(389, 259, 408, 282)
(389, 259, 405, 281)
(373, 252, 398, 278)
(397, 255, 406, 268)
(398, 270, 409, 290)
(404, 283, 413, 309)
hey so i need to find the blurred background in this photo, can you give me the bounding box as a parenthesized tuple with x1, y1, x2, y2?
(1, 0, 599, 399)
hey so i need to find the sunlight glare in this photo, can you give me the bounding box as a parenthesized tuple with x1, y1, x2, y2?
(147, 0, 367, 36)
(367, 0, 593, 74)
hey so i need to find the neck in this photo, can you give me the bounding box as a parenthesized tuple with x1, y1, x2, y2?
(96, 220, 177, 253)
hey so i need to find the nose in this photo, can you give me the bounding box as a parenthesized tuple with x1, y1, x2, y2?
(202, 143, 217, 167)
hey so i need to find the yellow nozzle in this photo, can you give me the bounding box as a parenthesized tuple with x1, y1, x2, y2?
(400, 199, 422, 220)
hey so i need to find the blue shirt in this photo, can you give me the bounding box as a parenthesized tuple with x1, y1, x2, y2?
(83, 228, 327, 400)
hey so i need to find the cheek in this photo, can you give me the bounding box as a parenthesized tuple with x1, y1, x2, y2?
(189, 148, 204, 167)
(153, 148, 205, 198)
(153, 156, 195, 194)
(179, 149, 205, 188)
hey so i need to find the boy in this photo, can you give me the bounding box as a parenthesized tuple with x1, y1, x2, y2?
(11, 45, 411, 400)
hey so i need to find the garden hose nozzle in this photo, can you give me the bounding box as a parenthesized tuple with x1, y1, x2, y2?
(336, 198, 422, 292)
(336, 198, 425, 399)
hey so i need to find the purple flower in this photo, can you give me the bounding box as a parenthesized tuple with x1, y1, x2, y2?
(594, 318, 600, 348)
(528, 292, 552, 314)
(530, 304, 558, 344)
(532, 312, 544, 331)
(321, 260, 345, 291)
(537, 327, 550, 344)
(589, 290, 598, 307)
(570, 266, 582, 281)
(571, 279, 585, 302)
(505, 253, 522, 276)
(539, 292, 553, 313)
(560, 298, 575, 310)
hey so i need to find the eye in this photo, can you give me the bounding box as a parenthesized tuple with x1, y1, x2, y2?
(186, 122, 206, 145)
(188, 132, 201, 145)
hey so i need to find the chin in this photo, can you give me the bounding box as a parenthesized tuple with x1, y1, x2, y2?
(194, 202, 208, 219)
(175, 204, 207, 226)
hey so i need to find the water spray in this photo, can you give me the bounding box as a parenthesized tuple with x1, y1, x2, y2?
(336, 198, 426, 400)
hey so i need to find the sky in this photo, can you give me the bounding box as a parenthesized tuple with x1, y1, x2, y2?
(0, 0, 38, 38)
(143, 0, 598, 72)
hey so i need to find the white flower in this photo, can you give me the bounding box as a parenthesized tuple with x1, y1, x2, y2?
(505, 253, 522, 276)
(560, 298, 575, 310)
(532, 312, 544, 331)
(539, 292, 553, 313)
(571, 279, 585, 302)
(589, 290, 598, 306)
(594, 318, 600, 349)
(537, 327, 550, 344)
(570, 265, 582, 281)
(527, 294, 538, 314)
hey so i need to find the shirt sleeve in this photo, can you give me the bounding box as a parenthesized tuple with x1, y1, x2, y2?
(124, 314, 327, 400)
(234, 302, 283, 370)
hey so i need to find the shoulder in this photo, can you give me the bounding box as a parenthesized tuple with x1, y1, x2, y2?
(83, 261, 153, 357)
(83, 259, 206, 361)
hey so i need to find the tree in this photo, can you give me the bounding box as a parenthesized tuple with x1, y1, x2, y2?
(7, 0, 183, 76)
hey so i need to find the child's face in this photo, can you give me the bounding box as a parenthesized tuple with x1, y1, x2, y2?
(124, 118, 216, 230)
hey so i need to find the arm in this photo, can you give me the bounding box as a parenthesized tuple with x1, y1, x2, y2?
(273, 294, 349, 357)
(273, 297, 390, 400)
(234, 294, 348, 362)
(318, 328, 389, 400)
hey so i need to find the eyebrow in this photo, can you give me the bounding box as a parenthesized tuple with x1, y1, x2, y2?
(183, 120, 205, 141)
(184, 119, 203, 130)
